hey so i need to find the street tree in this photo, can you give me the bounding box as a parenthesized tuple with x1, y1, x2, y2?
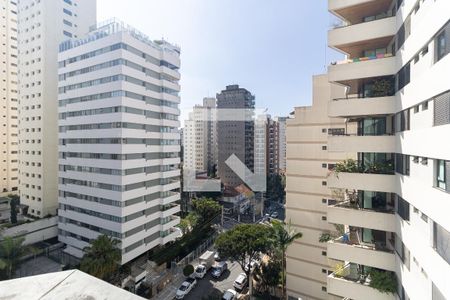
(191, 198, 221, 226)
(215, 223, 274, 280)
(80, 235, 120, 281)
(0, 236, 26, 279)
(271, 219, 303, 299)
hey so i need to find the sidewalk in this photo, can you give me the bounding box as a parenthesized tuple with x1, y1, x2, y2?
(153, 272, 185, 300)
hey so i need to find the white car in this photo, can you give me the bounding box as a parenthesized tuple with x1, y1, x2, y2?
(244, 259, 259, 272)
(233, 272, 248, 291)
(194, 264, 207, 278)
(271, 211, 279, 218)
(175, 279, 196, 299)
(222, 289, 237, 300)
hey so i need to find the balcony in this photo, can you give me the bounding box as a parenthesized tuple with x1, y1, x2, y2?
(161, 216, 180, 231)
(160, 228, 179, 244)
(329, 0, 394, 25)
(328, 200, 395, 232)
(328, 172, 396, 193)
(328, 55, 396, 84)
(329, 16, 395, 53)
(328, 135, 395, 153)
(327, 264, 396, 300)
(329, 95, 396, 117)
(328, 235, 396, 271)
(160, 203, 180, 218)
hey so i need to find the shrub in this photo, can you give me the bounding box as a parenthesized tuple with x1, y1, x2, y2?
(319, 233, 332, 243)
(334, 159, 361, 175)
(183, 264, 194, 277)
(369, 269, 397, 294)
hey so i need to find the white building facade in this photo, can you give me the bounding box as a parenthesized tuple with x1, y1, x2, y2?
(325, 0, 450, 299)
(0, 0, 18, 197)
(57, 20, 181, 264)
(17, 0, 96, 217)
(183, 97, 217, 175)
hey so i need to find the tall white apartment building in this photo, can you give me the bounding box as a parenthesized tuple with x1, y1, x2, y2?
(17, 0, 96, 217)
(287, 1, 450, 299)
(57, 20, 182, 264)
(254, 114, 267, 177)
(285, 74, 353, 300)
(0, 0, 18, 197)
(183, 97, 217, 175)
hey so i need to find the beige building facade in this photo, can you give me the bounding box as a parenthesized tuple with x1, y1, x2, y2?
(285, 74, 353, 300)
(0, 0, 18, 197)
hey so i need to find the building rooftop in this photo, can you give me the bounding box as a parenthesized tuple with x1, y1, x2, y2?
(0, 270, 145, 300)
(59, 18, 180, 55)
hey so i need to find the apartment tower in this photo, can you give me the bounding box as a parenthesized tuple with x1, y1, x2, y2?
(0, 0, 18, 196)
(323, 0, 450, 299)
(17, 0, 96, 217)
(183, 97, 217, 176)
(216, 85, 255, 187)
(285, 74, 352, 300)
(274, 116, 287, 174)
(57, 20, 181, 263)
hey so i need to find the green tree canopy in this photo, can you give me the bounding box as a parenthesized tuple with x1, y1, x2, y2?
(80, 235, 121, 281)
(215, 223, 274, 279)
(0, 236, 25, 279)
(191, 198, 221, 225)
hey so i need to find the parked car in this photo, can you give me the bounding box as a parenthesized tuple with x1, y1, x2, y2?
(211, 261, 228, 278)
(270, 211, 279, 218)
(222, 289, 237, 300)
(199, 250, 215, 269)
(214, 251, 222, 262)
(175, 279, 196, 299)
(194, 264, 207, 278)
(233, 272, 248, 291)
(244, 259, 260, 272)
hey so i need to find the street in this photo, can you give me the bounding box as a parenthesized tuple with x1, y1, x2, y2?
(184, 260, 245, 300)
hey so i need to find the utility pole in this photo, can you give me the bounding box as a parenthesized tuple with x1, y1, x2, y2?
(221, 206, 224, 229)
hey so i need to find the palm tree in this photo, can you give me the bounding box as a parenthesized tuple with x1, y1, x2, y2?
(80, 235, 121, 281)
(271, 219, 302, 299)
(0, 236, 26, 279)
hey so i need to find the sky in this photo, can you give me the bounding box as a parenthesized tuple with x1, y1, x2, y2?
(97, 0, 343, 121)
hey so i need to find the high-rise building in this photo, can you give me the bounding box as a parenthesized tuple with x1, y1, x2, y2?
(288, 1, 450, 299)
(0, 0, 18, 197)
(183, 97, 217, 176)
(17, 0, 97, 217)
(267, 116, 280, 176)
(285, 74, 352, 300)
(217, 85, 255, 187)
(57, 19, 181, 264)
(254, 114, 267, 178)
(325, 0, 450, 299)
(274, 116, 287, 174)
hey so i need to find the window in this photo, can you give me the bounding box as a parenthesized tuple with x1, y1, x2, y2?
(63, 19, 72, 27)
(423, 101, 428, 111)
(436, 160, 446, 190)
(63, 8, 72, 16)
(322, 146, 327, 150)
(433, 90, 450, 126)
(63, 30, 72, 38)
(436, 30, 447, 62)
(433, 222, 450, 264)
(395, 154, 410, 175)
(396, 196, 410, 221)
(322, 163, 327, 168)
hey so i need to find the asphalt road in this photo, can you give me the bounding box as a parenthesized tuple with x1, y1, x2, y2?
(183, 260, 245, 300)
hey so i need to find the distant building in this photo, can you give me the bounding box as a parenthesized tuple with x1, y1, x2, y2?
(183, 98, 217, 176)
(17, 0, 97, 217)
(0, 0, 18, 197)
(217, 85, 255, 187)
(274, 116, 288, 174)
(57, 20, 181, 264)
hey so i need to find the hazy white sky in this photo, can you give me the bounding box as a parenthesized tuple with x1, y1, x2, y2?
(97, 0, 343, 121)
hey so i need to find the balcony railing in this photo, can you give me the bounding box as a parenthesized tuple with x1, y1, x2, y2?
(332, 52, 393, 66)
(334, 200, 394, 214)
(333, 231, 394, 253)
(333, 159, 394, 175)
